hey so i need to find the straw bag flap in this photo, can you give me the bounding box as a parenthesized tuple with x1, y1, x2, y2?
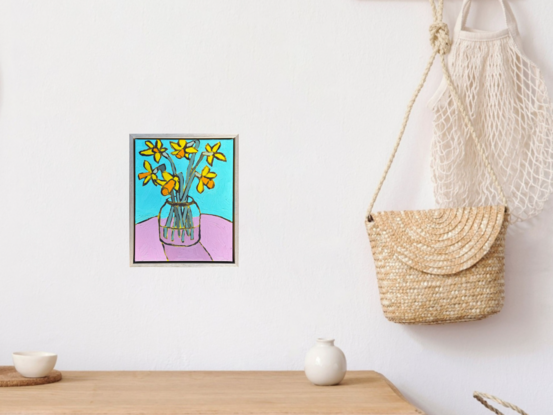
(367, 205, 505, 275)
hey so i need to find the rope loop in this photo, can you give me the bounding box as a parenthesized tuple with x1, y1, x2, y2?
(429, 22, 451, 55)
(473, 392, 529, 415)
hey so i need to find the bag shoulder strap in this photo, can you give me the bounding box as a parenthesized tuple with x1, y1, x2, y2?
(366, 0, 508, 222)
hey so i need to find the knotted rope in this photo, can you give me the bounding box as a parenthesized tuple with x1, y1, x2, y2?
(366, 0, 507, 221)
(429, 22, 451, 54)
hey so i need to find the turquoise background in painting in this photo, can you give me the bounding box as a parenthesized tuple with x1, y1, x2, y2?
(134, 139, 234, 223)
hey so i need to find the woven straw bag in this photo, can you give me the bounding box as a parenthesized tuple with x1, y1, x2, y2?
(474, 392, 528, 415)
(365, 0, 509, 325)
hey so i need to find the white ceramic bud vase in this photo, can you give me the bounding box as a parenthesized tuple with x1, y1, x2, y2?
(304, 338, 347, 386)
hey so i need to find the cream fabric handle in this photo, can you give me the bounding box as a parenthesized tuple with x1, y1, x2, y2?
(453, 0, 522, 47)
(454, 0, 519, 36)
(474, 392, 529, 415)
(366, 0, 508, 221)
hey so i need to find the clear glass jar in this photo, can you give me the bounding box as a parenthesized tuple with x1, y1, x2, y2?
(158, 196, 201, 247)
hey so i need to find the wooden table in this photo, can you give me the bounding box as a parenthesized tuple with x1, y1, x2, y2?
(0, 371, 424, 415)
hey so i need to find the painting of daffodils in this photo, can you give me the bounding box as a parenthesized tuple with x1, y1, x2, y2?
(131, 135, 236, 264)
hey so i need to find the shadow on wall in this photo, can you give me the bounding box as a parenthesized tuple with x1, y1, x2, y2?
(510, 1, 553, 89)
(0, 64, 3, 117)
(404, 198, 553, 357)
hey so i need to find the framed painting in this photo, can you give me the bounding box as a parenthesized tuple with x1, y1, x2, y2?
(130, 134, 238, 266)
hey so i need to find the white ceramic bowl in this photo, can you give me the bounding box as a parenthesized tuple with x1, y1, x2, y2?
(12, 352, 57, 378)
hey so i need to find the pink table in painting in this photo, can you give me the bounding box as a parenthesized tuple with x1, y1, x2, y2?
(134, 214, 233, 262)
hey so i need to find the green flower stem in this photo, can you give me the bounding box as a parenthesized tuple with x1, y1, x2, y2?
(183, 153, 207, 199)
(163, 152, 179, 176)
(162, 152, 184, 201)
(174, 191, 184, 238)
(185, 205, 194, 240)
(177, 172, 185, 201)
(163, 190, 177, 239)
(166, 190, 183, 241)
(164, 207, 173, 239)
(185, 140, 200, 186)
(182, 205, 191, 243)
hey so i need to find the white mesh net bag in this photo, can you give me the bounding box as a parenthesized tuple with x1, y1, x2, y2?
(429, 0, 553, 222)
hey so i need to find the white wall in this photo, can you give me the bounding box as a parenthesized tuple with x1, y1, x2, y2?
(1, 0, 552, 413)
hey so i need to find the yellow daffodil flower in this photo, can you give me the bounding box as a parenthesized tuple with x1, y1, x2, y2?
(139, 140, 167, 163)
(205, 142, 227, 166)
(137, 161, 158, 186)
(170, 140, 198, 160)
(158, 171, 180, 196)
(196, 166, 217, 194)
